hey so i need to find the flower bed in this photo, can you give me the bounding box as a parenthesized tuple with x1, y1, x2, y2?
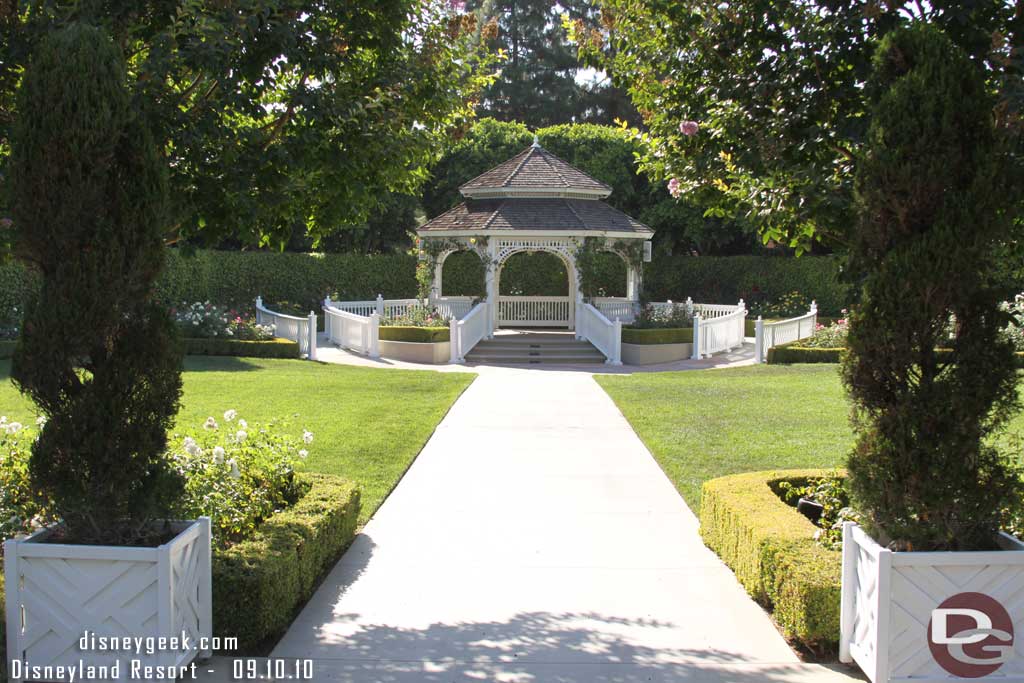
(379, 326, 450, 343)
(0, 412, 360, 657)
(173, 301, 275, 340)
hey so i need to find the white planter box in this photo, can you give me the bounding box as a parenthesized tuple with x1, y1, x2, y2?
(4, 517, 212, 682)
(840, 522, 1024, 683)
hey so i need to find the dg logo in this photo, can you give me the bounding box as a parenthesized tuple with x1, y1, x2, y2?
(928, 592, 1015, 678)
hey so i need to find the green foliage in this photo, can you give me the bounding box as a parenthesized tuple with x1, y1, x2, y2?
(0, 2, 494, 248)
(184, 338, 301, 359)
(700, 470, 842, 653)
(0, 340, 14, 359)
(10, 24, 183, 545)
(999, 293, 1024, 352)
(620, 327, 693, 345)
(767, 345, 844, 365)
(777, 472, 860, 551)
(630, 302, 694, 330)
(0, 420, 53, 541)
(381, 307, 451, 327)
(580, 1, 1022, 253)
(379, 326, 451, 343)
(212, 473, 360, 653)
(842, 25, 1024, 551)
(169, 414, 313, 549)
(750, 291, 811, 319)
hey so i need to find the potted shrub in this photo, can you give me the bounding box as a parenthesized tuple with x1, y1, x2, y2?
(838, 25, 1024, 683)
(3, 24, 211, 677)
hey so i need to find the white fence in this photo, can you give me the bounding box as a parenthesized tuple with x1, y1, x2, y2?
(754, 303, 817, 363)
(450, 302, 490, 363)
(497, 295, 572, 327)
(434, 296, 475, 321)
(576, 302, 622, 365)
(324, 301, 380, 358)
(692, 300, 746, 359)
(324, 294, 474, 322)
(593, 297, 637, 323)
(255, 296, 317, 359)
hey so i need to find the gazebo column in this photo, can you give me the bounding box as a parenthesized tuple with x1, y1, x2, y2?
(430, 259, 444, 304)
(484, 240, 497, 337)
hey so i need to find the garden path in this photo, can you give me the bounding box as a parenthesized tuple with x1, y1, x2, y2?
(195, 368, 862, 682)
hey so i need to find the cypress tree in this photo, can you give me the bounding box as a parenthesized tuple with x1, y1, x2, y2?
(10, 23, 183, 545)
(842, 24, 1023, 551)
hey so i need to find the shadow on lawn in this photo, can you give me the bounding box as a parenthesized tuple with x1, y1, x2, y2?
(182, 356, 265, 372)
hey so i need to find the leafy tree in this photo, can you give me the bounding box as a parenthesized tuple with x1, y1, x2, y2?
(577, 1, 1023, 253)
(842, 24, 1023, 551)
(0, 1, 493, 248)
(467, 0, 637, 127)
(10, 23, 184, 545)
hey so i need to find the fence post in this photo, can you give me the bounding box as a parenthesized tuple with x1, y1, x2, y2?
(755, 317, 764, 363)
(691, 315, 702, 359)
(610, 318, 623, 365)
(255, 296, 263, 325)
(376, 293, 384, 317)
(369, 312, 380, 358)
(307, 312, 317, 361)
(449, 318, 461, 364)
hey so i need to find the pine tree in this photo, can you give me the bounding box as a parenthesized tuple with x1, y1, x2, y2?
(842, 24, 1023, 551)
(10, 23, 183, 545)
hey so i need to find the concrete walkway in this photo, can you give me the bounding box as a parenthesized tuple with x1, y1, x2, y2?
(224, 369, 861, 682)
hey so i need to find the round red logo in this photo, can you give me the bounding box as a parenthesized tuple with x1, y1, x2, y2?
(928, 592, 1014, 678)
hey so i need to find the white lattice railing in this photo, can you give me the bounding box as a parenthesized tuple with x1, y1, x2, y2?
(434, 296, 475, 321)
(324, 294, 474, 322)
(576, 302, 622, 365)
(451, 302, 490, 363)
(692, 301, 746, 359)
(498, 295, 572, 326)
(324, 300, 380, 358)
(754, 303, 818, 363)
(593, 297, 638, 323)
(255, 296, 317, 360)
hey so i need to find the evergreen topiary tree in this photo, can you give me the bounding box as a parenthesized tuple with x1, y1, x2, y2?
(842, 23, 1023, 551)
(9, 23, 183, 546)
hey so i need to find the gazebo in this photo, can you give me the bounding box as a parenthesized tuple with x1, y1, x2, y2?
(416, 139, 654, 334)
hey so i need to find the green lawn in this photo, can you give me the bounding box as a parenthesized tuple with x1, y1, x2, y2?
(597, 364, 1024, 513)
(0, 357, 474, 524)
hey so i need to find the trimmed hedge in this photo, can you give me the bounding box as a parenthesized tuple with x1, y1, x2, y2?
(0, 340, 14, 359)
(700, 470, 842, 652)
(621, 327, 693, 345)
(185, 337, 301, 358)
(213, 472, 360, 653)
(379, 326, 450, 343)
(0, 250, 854, 319)
(767, 344, 845, 364)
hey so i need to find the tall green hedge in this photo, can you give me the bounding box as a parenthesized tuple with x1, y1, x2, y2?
(0, 249, 852, 317)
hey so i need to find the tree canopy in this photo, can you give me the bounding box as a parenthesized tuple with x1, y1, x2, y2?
(0, 1, 494, 249)
(576, 1, 1024, 253)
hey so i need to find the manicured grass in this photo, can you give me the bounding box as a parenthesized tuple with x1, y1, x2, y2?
(0, 357, 474, 524)
(597, 364, 1024, 512)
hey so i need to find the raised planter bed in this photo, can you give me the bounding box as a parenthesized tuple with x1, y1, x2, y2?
(621, 327, 693, 365)
(5, 518, 213, 678)
(378, 326, 450, 365)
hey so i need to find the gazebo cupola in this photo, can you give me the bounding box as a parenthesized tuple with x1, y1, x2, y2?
(416, 139, 654, 332)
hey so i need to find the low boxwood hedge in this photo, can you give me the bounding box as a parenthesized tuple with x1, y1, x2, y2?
(213, 472, 360, 653)
(766, 344, 844, 364)
(621, 327, 693, 345)
(379, 326, 450, 343)
(700, 469, 842, 653)
(185, 337, 301, 359)
(0, 340, 14, 359)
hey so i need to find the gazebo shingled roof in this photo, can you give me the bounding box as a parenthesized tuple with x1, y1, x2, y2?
(459, 142, 612, 196)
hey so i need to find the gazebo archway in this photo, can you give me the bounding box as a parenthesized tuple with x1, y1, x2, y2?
(494, 241, 577, 329)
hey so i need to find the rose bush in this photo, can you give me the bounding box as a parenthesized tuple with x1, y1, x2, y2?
(629, 301, 694, 330)
(171, 301, 274, 341)
(802, 314, 850, 349)
(381, 306, 450, 328)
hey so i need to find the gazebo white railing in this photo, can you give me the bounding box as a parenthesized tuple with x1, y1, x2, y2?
(450, 302, 490, 363)
(324, 294, 474, 322)
(754, 303, 818, 363)
(576, 302, 622, 365)
(691, 301, 746, 359)
(255, 296, 317, 359)
(324, 301, 380, 358)
(593, 297, 637, 323)
(497, 295, 573, 327)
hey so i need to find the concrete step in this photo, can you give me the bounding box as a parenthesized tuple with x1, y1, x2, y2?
(466, 336, 606, 364)
(465, 353, 607, 365)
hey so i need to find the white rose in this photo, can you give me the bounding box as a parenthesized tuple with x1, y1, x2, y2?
(298, 449, 309, 459)
(303, 430, 314, 445)
(203, 417, 218, 431)
(223, 409, 237, 422)
(238, 418, 248, 429)
(236, 430, 247, 442)
(212, 446, 225, 464)
(227, 459, 241, 480)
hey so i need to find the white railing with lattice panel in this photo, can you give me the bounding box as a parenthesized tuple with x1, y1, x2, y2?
(839, 522, 1024, 683)
(450, 302, 490, 363)
(593, 297, 638, 323)
(754, 303, 818, 363)
(691, 301, 746, 359)
(498, 296, 572, 327)
(324, 295, 421, 320)
(255, 296, 317, 360)
(5, 518, 213, 680)
(576, 302, 622, 365)
(434, 296, 475, 321)
(324, 300, 380, 358)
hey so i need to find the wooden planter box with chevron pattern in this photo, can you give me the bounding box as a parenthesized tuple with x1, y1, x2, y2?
(4, 517, 212, 682)
(839, 522, 1024, 683)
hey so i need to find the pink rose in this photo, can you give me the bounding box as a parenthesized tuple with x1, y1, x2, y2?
(667, 178, 682, 199)
(679, 120, 699, 136)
